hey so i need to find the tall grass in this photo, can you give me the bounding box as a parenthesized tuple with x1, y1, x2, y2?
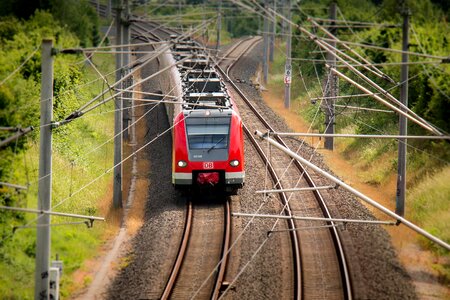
(408, 166, 450, 253)
(0, 54, 116, 298)
(267, 40, 450, 258)
(408, 166, 450, 282)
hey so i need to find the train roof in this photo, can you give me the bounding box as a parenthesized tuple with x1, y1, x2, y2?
(171, 37, 233, 111)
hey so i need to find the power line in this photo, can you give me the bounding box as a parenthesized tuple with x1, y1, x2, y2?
(318, 36, 449, 60)
(0, 47, 39, 86)
(311, 16, 399, 27)
(0, 126, 34, 149)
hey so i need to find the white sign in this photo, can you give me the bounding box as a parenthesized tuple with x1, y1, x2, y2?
(284, 64, 292, 84)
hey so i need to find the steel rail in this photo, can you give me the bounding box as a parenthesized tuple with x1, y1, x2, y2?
(211, 199, 232, 300)
(242, 124, 302, 299)
(160, 201, 193, 300)
(146, 23, 233, 300)
(218, 41, 303, 299)
(218, 41, 353, 299)
(219, 37, 263, 77)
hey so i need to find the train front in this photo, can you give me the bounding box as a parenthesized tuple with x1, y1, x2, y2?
(172, 109, 244, 193)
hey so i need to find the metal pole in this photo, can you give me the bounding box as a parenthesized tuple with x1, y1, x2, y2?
(178, 0, 182, 29)
(114, 0, 123, 208)
(122, 0, 130, 141)
(284, 0, 291, 109)
(233, 212, 395, 225)
(396, 6, 410, 217)
(329, 67, 437, 134)
(281, 0, 286, 35)
(263, 0, 269, 84)
(270, 132, 450, 140)
(254, 130, 450, 251)
(324, 1, 337, 150)
(35, 38, 53, 300)
(269, 0, 275, 62)
(107, 0, 112, 19)
(216, 0, 222, 52)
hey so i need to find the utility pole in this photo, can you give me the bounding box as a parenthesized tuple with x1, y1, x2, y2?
(324, 1, 337, 150)
(263, 0, 269, 84)
(396, 5, 410, 217)
(122, 0, 130, 141)
(107, 0, 112, 19)
(114, 0, 123, 208)
(216, 0, 222, 52)
(35, 38, 53, 300)
(281, 0, 285, 35)
(284, 0, 291, 109)
(269, 0, 275, 62)
(178, 0, 182, 30)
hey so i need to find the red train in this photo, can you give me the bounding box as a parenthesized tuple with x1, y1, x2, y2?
(167, 38, 245, 193)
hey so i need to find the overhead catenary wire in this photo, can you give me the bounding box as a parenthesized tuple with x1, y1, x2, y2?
(21, 46, 218, 229)
(18, 34, 215, 203)
(309, 18, 394, 83)
(198, 25, 342, 299)
(61, 19, 215, 123)
(333, 104, 394, 113)
(337, 60, 443, 67)
(329, 66, 444, 135)
(299, 27, 445, 135)
(410, 25, 450, 101)
(340, 111, 450, 165)
(255, 130, 450, 251)
(318, 36, 449, 61)
(311, 16, 399, 27)
(0, 47, 39, 86)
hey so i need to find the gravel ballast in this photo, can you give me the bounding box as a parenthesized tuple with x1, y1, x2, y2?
(106, 40, 417, 299)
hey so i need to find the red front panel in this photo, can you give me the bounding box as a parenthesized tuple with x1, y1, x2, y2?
(172, 110, 244, 184)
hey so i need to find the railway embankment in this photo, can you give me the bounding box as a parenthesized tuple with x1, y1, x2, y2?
(256, 43, 449, 299)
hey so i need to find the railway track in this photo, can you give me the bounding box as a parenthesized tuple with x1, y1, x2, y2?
(160, 199, 231, 300)
(134, 23, 235, 300)
(105, 8, 352, 297)
(218, 36, 262, 77)
(216, 38, 353, 299)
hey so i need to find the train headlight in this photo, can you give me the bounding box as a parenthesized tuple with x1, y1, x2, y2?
(229, 160, 240, 167)
(178, 160, 188, 168)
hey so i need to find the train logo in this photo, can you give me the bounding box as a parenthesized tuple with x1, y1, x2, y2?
(203, 162, 214, 169)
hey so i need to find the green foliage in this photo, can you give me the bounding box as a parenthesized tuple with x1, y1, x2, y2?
(409, 166, 450, 257)
(0, 7, 115, 298)
(49, 0, 100, 47)
(286, 0, 450, 255)
(0, 0, 99, 48)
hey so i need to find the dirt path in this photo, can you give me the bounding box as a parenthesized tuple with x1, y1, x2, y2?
(70, 69, 151, 300)
(261, 84, 449, 299)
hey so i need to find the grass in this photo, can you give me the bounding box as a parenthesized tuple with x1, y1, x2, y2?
(408, 166, 450, 253)
(266, 40, 450, 258)
(0, 53, 117, 299)
(408, 166, 450, 282)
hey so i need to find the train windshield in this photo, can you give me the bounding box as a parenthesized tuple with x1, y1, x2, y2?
(185, 116, 231, 150)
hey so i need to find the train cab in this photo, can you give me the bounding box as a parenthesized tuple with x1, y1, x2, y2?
(172, 109, 244, 193)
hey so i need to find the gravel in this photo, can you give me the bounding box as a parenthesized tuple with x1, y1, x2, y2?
(106, 40, 417, 300)
(229, 41, 417, 299)
(106, 45, 186, 299)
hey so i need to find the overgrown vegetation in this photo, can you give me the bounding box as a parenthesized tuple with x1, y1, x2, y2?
(0, 1, 115, 298)
(285, 0, 450, 258)
(291, 0, 449, 185)
(0, 0, 448, 297)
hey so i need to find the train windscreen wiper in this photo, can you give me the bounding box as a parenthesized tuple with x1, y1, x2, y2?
(206, 136, 225, 153)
